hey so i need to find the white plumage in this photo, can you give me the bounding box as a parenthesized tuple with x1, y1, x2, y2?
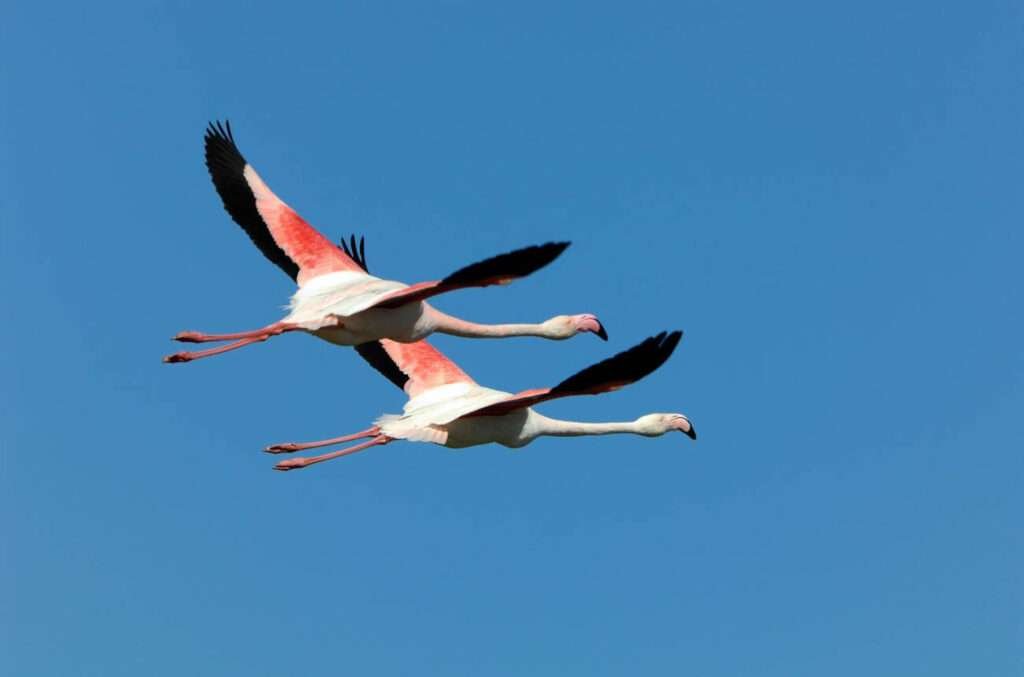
(375, 383, 515, 442)
(284, 271, 408, 328)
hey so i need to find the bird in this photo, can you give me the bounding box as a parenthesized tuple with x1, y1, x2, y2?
(267, 330, 695, 471)
(163, 121, 607, 364)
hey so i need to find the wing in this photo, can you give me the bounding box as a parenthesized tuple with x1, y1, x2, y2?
(204, 121, 362, 285)
(368, 242, 569, 309)
(466, 331, 683, 417)
(355, 338, 475, 399)
(353, 341, 408, 391)
(339, 234, 368, 272)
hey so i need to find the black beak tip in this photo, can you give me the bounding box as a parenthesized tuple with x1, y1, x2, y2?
(595, 323, 608, 341)
(684, 426, 697, 441)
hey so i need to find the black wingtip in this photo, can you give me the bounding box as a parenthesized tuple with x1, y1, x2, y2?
(204, 120, 245, 169)
(524, 240, 570, 275)
(550, 241, 571, 255)
(340, 234, 369, 272)
(205, 119, 236, 146)
(646, 330, 683, 355)
(204, 119, 244, 167)
(442, 241, 572, 287)
(538, 241, 571, 269)
(550, 329, 684, 396)
(201, 119, 301, 281)
(354, 341, 408, 391)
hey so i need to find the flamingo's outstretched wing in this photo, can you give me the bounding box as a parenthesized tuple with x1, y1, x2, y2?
(355, 339, 475, 399)
(465, 331, 683, 417)
(366, 242, 570, 309)
(204, 121, 363, 285)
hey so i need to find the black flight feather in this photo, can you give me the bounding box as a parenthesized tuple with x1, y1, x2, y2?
(354, 341, 408, 391)
(442, 242, 570, 287)
(340, 234, 368, 272)
(204, 120, 300, 281)
(550, 331, 683, 396)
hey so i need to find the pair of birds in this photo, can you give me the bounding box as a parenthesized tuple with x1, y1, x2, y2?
(166, 121, 696, 471)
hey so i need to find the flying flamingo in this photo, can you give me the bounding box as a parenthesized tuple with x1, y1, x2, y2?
(164, 121, 606, 364)
(267, 331, 695, 471)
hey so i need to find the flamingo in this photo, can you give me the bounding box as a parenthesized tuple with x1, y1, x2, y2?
(164, 121, 607, 364)
(268, 331, 695, 471)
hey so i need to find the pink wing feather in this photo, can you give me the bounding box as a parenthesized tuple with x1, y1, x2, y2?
(243, 167, 362, 284)
(355, 339, 475, 399)
(205, 121, 362, 285)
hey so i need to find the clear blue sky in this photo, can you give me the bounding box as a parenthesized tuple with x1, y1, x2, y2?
(3, 2, 1021, 675)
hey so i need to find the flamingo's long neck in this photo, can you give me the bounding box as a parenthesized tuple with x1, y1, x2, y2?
(534, 415, 645, 438)
(429, 309, 555, 339)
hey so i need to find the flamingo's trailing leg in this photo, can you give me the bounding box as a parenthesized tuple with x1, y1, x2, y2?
(274, 435, 392, 471)
(265, 426, 381, 454)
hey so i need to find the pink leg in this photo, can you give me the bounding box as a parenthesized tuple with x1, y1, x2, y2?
(164, 336, 267, 363)
(173, 322, 294, 343)
(274, 436, 392, 471)
(265, 426, 380, 454)
(163, 324, 299, 363)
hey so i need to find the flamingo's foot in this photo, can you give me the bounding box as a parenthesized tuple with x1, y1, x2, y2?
(274, 458, 310, 472)
(163, 352, 194, 364)
(264, 443, 301, 454)
(173, 331, 206, 343)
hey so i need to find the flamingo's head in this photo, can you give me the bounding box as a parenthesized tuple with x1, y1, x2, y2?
(544, 314, 608, 340)
(635, 413, 697, 440)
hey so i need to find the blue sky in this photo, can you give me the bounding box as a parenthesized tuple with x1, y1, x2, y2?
(3, 2, 1021, 675)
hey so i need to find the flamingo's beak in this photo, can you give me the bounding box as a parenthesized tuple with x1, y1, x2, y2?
(575, 315, 608, 340)
(681, 424, 697, 440)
